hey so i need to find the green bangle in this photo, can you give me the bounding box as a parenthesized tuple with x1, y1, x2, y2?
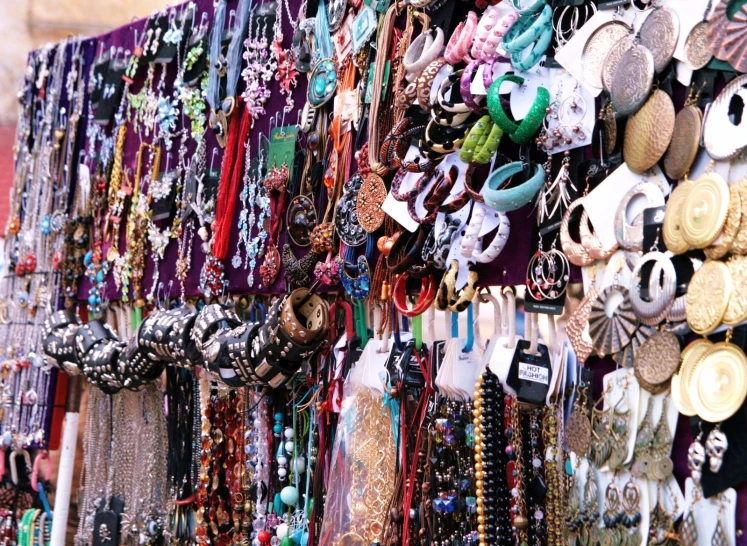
(474, 122, 503, 164)
(487, 75, 550, 144)
(459, 115, 491, 163)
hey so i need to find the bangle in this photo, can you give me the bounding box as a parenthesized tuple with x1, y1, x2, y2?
(464, 164, 485, 202)
(416, 57, 448, 110)
(387, 227, 431, 274)
(481, 161, 546, 212)
(474, 119, 503, 164)
(502, 4, 553, 53)
(445, 12, 478, 65)
(431, 103, 472, 127)
(390, 168, 434, 202)
(436, 259, 479, 312)
(423, 167, 457, 212)
(511, 0, 547, 15)
(381, 118, 433, 173)
(460, 202, 486, 257)
(482, 11, 521, 60)
(461, 60, 487, 114)
(510, 19, 552, 71)
(422, 118, 470, 154)
(404, 27, 445, 82)
(473, 211, 511, 263)
(438, 70, 471, 113)
(459, 115, 492, 163)
(471, 5, 502, 61)
(394, 274, 437, 317)
(487, 74, 550, 144)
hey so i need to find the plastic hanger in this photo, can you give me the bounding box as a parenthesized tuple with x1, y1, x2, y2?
(9, 448, 31, 486)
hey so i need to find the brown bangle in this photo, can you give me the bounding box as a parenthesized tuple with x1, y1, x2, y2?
(387, 227, 431, 274)
(463, 164, 484, 203)
(436, 259, 479, 312)
(437, 166, 471, 213)
(423, 166, 458, 211)
(416, 57, 448, 111)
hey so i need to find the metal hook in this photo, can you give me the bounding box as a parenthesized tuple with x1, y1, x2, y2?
(228, 9, 237, 30)
(200, 11, 209, 30)
(210, 148, 219, 173)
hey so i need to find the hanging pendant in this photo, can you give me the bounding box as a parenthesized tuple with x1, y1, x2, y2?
(287, 195, 318, 247)
(308, 58, 338, 108)
(335, 173, 367, 247)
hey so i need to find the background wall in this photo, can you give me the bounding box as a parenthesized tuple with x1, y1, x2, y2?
(0, 0, 168, 124)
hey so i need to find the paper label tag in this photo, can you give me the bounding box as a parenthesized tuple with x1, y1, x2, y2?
(554, 10, 620, 96)
(518, 362, 550, 384)
(510, 64, 552, 120)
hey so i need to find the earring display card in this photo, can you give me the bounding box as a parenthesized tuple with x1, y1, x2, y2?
(268, 126, 299, 180)
(690, 411, 747, 498)
(684, 478, 737, 546)
(94, 65, 126, 125)
(506, 339, 552, 406)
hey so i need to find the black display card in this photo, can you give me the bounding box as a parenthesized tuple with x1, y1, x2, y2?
(506, 339, 553, 406)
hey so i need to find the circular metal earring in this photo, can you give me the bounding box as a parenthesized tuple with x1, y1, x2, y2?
(588, 285, 639, 357)
(560, 198, 594, 266)
(629, 251, 677, 325)
(614, 181, 665, 251)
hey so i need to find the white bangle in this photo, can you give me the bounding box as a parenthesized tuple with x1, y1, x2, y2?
(404, 28, 445, 82)
(472, 211, 511, 263)
(460, 202, 486, 258)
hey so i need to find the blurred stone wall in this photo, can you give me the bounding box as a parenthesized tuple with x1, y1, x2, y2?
(0, 0, 167, 123)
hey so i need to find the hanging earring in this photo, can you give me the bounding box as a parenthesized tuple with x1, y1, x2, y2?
(632, 396, 655, 478)
(621, 480, 642, 546)
(151, 27, 162, 55)
(687, 428, 706, 486)
(602, 481, 623, 530)
(712, 499, 729, 546)
(679, 480, 700, 546)
(650, 396, 674, 481)
(705, 425, 728, 473)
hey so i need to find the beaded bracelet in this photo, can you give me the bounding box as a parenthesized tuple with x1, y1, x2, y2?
(502, 4, 553, 54)
(487, 74, 550, 144)
(445, 11, 478, 65)
(481, 161, 545, 212)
